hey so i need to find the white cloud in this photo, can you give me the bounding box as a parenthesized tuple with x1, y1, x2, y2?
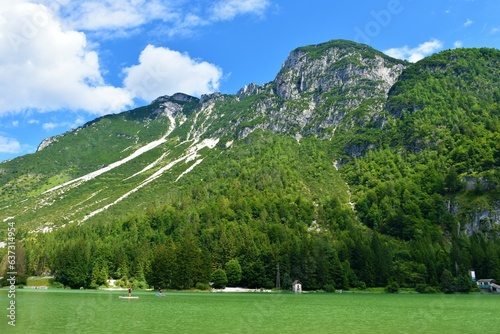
(210, 0, 270, 21)
(45, 0, 271, 35)
(464, 19, 473, 27)
(384, 39, 444, 63)
(42, 116, 86, 131)
(0, 2, 133, 116)
(454, 41, 463, 48)
(0, 136, 22, 154)
(0, 1, 269, 120)
(48, 0, 174, 32)
(123, 45, 223, 101)
(159, 13, 210, 38)
(491, 27, 499, 34)
(42, 122, 58, 131)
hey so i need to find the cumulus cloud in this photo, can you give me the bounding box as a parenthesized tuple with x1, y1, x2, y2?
(123, 45, 223, 101)
(0, 1, 269, 117)
(384, 39, 443, 63)
(0, 136, 22, 154)
(454, 41, 463, 48)
(0, 2, 133, 116)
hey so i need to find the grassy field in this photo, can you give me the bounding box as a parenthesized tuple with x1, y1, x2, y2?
(0, 289, 498, 333)
(26, 277, 54, 287)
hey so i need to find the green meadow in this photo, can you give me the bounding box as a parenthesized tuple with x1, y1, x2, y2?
(0, 289, 498, 334)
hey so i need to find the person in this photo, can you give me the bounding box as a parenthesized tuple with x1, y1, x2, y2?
(128, 286, 132, 297)
(158, 287, 162, 294)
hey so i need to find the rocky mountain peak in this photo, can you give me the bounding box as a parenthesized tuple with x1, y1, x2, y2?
(171, 92, 199, 103)
(274, 39, 407, 100)
(219, 40, 409, 141)
(236, 83, 262, 99)
(153, 93, 199, 104)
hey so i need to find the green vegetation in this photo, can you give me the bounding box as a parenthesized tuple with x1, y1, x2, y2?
(1, 290, 498, 334)
(225, 259, 242, 286)
(4, 133, 497, 292)
(1, 42, 499, 295)
(26, 277, 54, 287)
(211, 269, 228, 289)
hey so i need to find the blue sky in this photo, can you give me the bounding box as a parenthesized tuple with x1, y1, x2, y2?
(0, 0, 499, 162)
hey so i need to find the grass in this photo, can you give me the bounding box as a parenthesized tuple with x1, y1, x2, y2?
(26, 277, 54, 287)
(0, 289, 498, 334)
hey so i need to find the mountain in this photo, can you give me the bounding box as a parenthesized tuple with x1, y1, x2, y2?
(0, 40, 408, 230)
(1, 40, 499, 291)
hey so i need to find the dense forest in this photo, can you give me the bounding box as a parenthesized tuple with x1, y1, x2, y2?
(3, 132, 500, 293)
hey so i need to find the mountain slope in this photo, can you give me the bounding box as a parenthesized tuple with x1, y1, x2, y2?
(0, 40, 407, 231)
(1, 40, 500, 291)
(341, 48, 500, 239)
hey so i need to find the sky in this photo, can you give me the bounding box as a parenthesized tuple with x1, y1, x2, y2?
(0, 0, 499, 162)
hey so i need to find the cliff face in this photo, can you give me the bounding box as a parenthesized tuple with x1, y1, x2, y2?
(37, 136, 60, 152)
(274, 44, 404, 100)
(463, 205, 500, 236)
(223, 40, 408, 140)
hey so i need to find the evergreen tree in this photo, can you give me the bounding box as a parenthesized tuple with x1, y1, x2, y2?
(225, 259, 242, 286)
(53, 240, 90, 288)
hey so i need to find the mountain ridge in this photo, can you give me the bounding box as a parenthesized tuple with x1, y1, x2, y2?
(1, 40, 500, 291)
(1, 40, 499, 231)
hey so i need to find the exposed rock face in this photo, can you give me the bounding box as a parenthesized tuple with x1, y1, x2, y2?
(462, 204, 500, 236)
(446, 200, 500, 236)
(225, 40, 407, 140)
(171, 92, 199, 103)
(153, 93, 199, 105)
(37, 136, 60, 152)
(236, 83, 261, 99)
(274, 46, 403, 101)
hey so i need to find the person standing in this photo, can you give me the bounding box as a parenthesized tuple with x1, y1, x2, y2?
(128, 286, 132, 297)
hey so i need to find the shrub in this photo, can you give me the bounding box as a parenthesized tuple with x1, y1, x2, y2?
(385, 282, 399, 293)
(211, 269, 228, 289)
(425, 286, 440, 294)
(195, 282, 211, 291)
(324, 284, 336, 293)
(416, 284, 427, 294)
(454, 275, 473, 293)
(137, 280, 149, 290)
(356, 281, 367, 290)
(416, 284, 439, 294)
(50, 281, 65, 289)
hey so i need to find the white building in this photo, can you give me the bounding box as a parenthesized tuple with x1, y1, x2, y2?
(292, 280, 302, 293)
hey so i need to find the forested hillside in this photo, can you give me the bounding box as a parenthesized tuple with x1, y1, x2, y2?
(1, 41, 499, 293)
